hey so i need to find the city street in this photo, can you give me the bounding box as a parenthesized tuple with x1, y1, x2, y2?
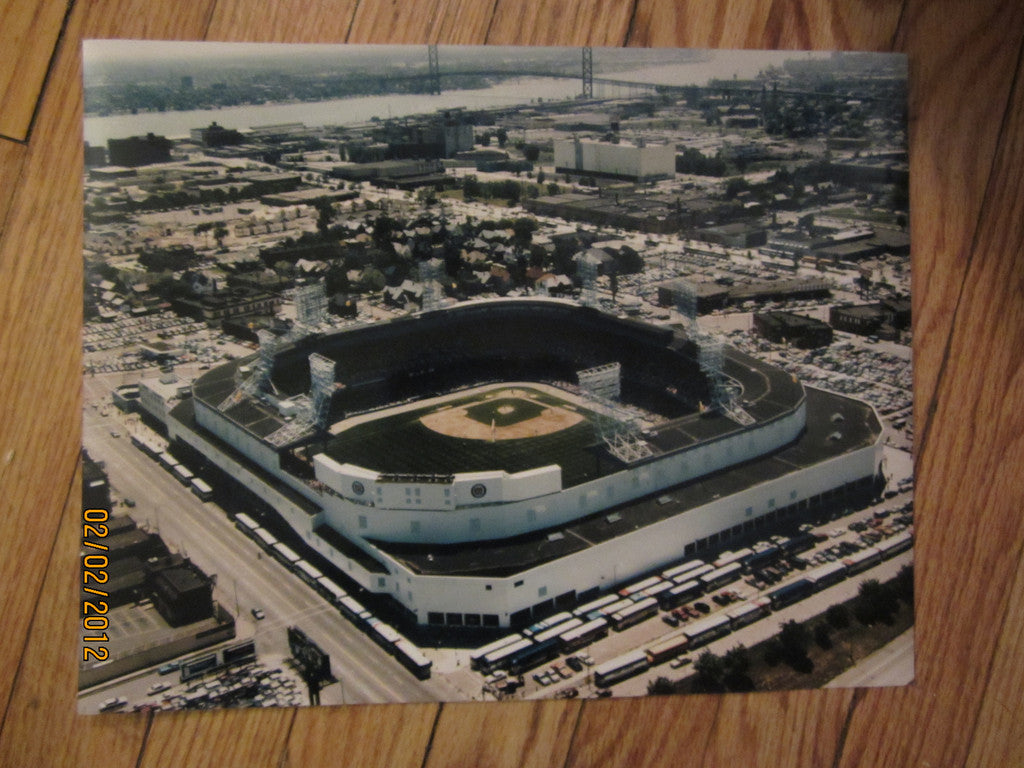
(82, 377, 462, 707)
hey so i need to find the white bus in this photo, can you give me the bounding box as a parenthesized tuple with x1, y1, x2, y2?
(470, 633, 526, 671)
(661, 559, 708, 583)
(190, 478, 213, 501)
(557, 617, 609, 653)
(594, 649, 650, 687)
(683, 613, 732, 648)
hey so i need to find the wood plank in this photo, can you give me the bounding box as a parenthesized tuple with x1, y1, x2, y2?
(427, 700, 581, 768)
(759, 0, 904, 50)
(0, 0, 216, 759)
(700, 688, 856, 767)
(284, 703, 438, 768)
(347, 0, 494, 47)
(486, 0, 634, 46)
(0, 484, 150, 768)
(347, 0, 447, 44)
(895, 0, 1024, 446)
(138, 708, 295, 768)
(0, 138, 27, 237)
(429, 0, 498, 45)
(205, 0, 359, 42)
(0, 0, 69, 140)
(628, 0, 774, 49)
(837, 23, 1024, 768)
(566, 696, 719, 767)
(966, 544, 1024, 767)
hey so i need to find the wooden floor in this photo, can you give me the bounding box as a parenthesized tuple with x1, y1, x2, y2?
(1, 1, 1022, 765)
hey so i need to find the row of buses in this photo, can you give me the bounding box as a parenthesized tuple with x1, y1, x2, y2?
(231, 512, 433, 680)
(470, 529, 913, 687)
(130, 433, 213, 501)
(593, 531, 914, 687)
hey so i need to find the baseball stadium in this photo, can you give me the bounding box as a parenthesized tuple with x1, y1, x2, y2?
(167, 297, 883, 630)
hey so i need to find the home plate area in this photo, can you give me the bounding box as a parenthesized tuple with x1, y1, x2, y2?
(419, 388, 584, 441)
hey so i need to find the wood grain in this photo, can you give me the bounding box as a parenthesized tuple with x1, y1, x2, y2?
(139, 708, 295, 768)
(426, 700, 581, 768)
(895, 0, 1024, 447)
(486, 0, 634, 46)
(838, 26, 1024, 765)
(0, 139, 27, 236)
(206, 0, 359, 42)
(628, 0, 775, 50)
(0, 0, 69, 140)
(566, 695, 720, 767)
(1, 0, 1023, 766)
(701, 688, 857, 767)
(0, 0, 214, 756)
(0, 486, 149, 767)
(283, 703, 438, 768)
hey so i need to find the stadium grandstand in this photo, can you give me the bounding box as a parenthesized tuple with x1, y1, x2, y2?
(166, 297, 883, 631)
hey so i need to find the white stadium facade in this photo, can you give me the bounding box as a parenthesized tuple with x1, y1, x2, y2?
(163, 298, 883, 631)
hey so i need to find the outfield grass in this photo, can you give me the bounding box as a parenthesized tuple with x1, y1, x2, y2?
(325, 388, 605, 486)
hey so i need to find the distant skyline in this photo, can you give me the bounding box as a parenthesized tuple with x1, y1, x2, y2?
(83, 40, 843, 86)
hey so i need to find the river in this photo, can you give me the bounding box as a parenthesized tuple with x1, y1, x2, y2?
(83, 50, 827, 146)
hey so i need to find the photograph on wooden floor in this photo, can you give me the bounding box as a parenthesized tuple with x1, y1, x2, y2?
(80, 40, 913, 714)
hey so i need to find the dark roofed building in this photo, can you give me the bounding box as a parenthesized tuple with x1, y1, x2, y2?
(754, 311, 834, 348)
(107, 133, 172, 167)
(150, 560, 215, 627)
(82, 450, 110, 510)
(191, 121, 244, 148)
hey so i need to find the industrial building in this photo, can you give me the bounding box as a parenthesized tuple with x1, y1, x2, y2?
(553, 137, 675, 183)
(106, 133, 173, 167)
(753, 311, 834, 348)
(657, 277, 831, 313)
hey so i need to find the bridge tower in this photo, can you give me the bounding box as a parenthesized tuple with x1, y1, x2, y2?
(428, 44, 441, 95)
(581, 47, 593, 98)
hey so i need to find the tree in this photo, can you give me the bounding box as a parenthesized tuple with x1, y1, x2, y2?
(371, 213, 399, 252)
(496, 128, 508, 148)
(462, 175, 482, 200)
(826, 603, 850, 629)
(523, 144, 541, 163)
(213, 225, 229, 250)
(324, 262, 350, 295)
(778, 619, 810, 661)
(315, 201, 336, 234)
(724, 176, 750, 199)
(857, 579, 898, 624)
(722, 644, 753, 691)
(814, 622, 833, 650)
(693, 650, 725, 692)
(647, 677, 676, 696)
(512, 217, 537, 250)
(895, 564, 914, 604)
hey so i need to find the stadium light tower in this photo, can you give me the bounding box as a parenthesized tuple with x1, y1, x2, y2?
(295, 281, 328, 329)
(419, 258, 445, 313)
(675, 280, 699, 334)
(578, 252, 600, 308)
(309, 353, 337, 430)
